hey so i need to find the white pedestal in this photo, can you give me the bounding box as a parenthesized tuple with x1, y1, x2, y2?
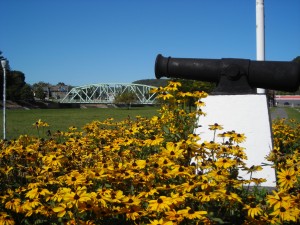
(194, 94, 276, 187)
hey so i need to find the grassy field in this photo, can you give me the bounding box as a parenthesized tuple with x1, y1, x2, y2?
(1, 106, 299, 140)
(284, 107, 300, 122)
(0, 106, 160, 140)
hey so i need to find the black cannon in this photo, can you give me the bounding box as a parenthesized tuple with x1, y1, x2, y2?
(155, 54, 300, 94)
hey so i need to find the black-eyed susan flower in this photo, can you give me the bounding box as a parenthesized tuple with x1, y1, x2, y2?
(244, 202, 263, 218)
(25, 187, 51, 199)
(52, 203, 73, 218)
(277, 168, 297, 189)
(148, 218, 174, 225)
(160, 142, 185, 159)
(270, 203, 297, 222)
(165, 81, 181, 91)
(0, 212, 15, 225)
(157, 91, 174, 100)
(209, 123, 223, 131)
(33, 119, 49, 128)
(144, 135, 164, 146)
(107, 190, 125, 204)
(147, 196, 173, 212)
(177, 206, 207, 220)
(165, 209, 184, 223)
(64, 170, 87, 187)
(21, 198, 41, 211)
(5, 198, 22, 213)
(215, 158, 236, 169)
(63, 186, 91, 207)
(123, 195, 141, 208)
(266, 190, 291, 210)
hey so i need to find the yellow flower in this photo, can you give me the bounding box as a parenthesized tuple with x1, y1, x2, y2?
(130, 159, 147, 169)
(21, 198, 41, 211)
(165, 81, 181, 91)
(160, 142, 185, 159)
(144, 135, 164, 146)
(215, 158, 236, 168)
(148, 218, 174, 225)
(270, 203, 297, 222)
(123, 195, 141, 208)
(107, 190, 125, 203)
(52, 203, 73, 218)
(231, 133, 246, 143)
(177, 91, 193, 97)
(277, 168, 297, 189)
(165, 209, 184, 223)
(64, 170, 87, 187)
(33, 119, 49, 128)
(147, 196, 173, 212)
(197, 189, 218, 202)
(266, 190, 291, 210)
(25, 187, 51, 199)
(209, 123, 223, 130)
(42, 154, 64, 167)
(194, 100, 205, 107)
(157, 92, 174, 100)
(177, 206, 207, 220)
(0, 212, 15, 225)
(244, 202, 263, 218)
(63, 186, 91, 207)
(5, 198, 22, 213)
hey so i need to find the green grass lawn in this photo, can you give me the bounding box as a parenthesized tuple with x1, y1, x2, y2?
(2, 106, 299, 140)
(0, 106, 160, 140)
(284, 107, 300, 122)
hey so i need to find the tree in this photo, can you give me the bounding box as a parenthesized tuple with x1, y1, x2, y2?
(0, 70, 26, 101)
(6, 71, 26, 101)
(32, 81, 51, 89)
(20, 84, 34, 101)
(293, 56, 300, 64)
(114, 90, 137, 109)
(35, 86, 46, 100)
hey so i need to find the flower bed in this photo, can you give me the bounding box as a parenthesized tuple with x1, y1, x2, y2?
(0, 81, 299, 224)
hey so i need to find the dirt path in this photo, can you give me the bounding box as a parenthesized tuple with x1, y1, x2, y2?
(270, 107, 288, 120)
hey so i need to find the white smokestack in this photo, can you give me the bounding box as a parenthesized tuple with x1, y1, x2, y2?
(256, 0, 266, 94)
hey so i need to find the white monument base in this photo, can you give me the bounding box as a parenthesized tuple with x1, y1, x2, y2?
(194, 94, 276, 187)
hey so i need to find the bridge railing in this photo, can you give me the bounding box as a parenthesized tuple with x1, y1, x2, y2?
(60, 83, 158, 104)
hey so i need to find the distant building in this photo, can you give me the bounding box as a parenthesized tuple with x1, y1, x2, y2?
(275, 95, 300, 107)
(42, 85, 70, 100)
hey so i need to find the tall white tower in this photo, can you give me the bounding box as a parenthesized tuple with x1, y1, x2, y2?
(256, 0, 266, 94)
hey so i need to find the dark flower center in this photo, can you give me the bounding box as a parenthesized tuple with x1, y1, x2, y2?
(157, 198, 163, 203)
(280, 207, 286, 212)
(188, 209, 195, 214)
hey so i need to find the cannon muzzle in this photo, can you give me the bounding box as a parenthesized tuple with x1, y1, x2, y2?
(155, 54, 300, 93)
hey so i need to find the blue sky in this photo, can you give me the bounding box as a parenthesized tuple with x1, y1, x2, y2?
(1, 0, 299, 86)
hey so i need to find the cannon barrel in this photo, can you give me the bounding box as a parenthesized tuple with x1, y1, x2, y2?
(155, 54, 300, 92)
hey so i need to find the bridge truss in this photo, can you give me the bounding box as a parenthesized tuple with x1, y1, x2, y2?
(60, 83, 157, 104)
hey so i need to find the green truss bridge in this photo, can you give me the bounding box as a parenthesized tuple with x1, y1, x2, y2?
(60, 83, 157, 104)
